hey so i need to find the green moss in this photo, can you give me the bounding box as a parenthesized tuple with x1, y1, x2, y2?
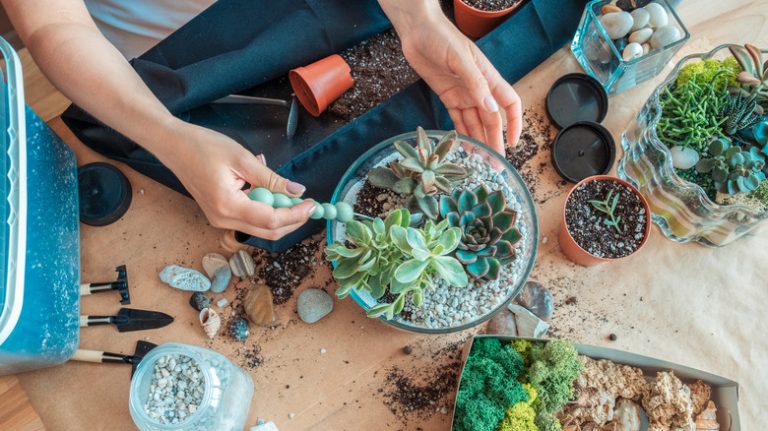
(677, 57, 741, 88)
(454, 338, 528, 431)
(749, 180, 768, 208)
(523, 340, 581, 431)
(498, 403, 538, 431)
(512, 339, 533, 364)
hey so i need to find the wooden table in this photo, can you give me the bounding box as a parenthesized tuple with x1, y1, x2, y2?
(3, 1, 768, 430)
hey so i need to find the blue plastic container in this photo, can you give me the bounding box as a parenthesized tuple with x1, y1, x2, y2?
(0, 37, 80, 374)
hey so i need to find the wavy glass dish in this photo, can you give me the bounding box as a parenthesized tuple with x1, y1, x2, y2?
(327, 131, 539, 334)
(618, 44, 768, 247)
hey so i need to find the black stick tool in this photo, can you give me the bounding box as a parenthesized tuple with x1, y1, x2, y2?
(80, 264, 131, 304)
(73, 341, 157, 376)
(80, 308, 174, 332)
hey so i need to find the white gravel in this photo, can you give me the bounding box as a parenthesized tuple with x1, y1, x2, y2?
(144, 354, 205, 424)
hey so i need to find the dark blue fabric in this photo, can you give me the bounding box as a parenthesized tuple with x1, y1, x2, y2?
(62, 0, 588, 252)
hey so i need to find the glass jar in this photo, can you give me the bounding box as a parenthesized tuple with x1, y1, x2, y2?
(618, 44, 768, 247)
(326, 130, 539, 334)
(571, 0, 690, 94)
(129, 343, 254, 431)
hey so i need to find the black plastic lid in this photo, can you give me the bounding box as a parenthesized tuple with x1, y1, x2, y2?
(78, 162, 132, 226)
(546, 73, 608, 129)
(551, 122, 616, 183)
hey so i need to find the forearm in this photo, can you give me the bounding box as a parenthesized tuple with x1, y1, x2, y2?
(378, 0, 447, 37)
(3, 0, 182, 162)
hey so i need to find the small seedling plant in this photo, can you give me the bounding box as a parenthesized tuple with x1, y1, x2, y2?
(589, 190, 622, 234)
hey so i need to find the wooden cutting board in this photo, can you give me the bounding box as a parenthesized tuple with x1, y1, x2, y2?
(0, 376, 45, 431)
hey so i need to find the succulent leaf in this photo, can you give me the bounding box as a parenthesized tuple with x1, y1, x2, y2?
(467, 258, 490, 278)
(431, 256, 469, 287)
(368, 167, 400, 189)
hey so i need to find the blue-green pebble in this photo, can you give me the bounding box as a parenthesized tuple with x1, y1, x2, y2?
(272, 193, 293, 208)
(322, 203, 337, 220)
(291, 197, 304, 205)
(335, 202, 353, 223)
(248, 187, 274, 206)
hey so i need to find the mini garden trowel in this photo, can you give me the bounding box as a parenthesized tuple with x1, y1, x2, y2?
(72, 340, 157, 376)
(80, 308, 174, 332)
(80, 264, 131, 304)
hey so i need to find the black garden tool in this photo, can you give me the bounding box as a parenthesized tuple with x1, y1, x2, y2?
(80, 308, 174, 332)
(213, 94, 299, 138)
(73, 340, 157, 377)
(80, 264, 130, 304)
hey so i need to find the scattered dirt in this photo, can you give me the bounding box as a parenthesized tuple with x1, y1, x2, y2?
(461, 0, 522, 12)
(505, 108, 559, 202)
(236, 344, 264, 371)
(381, 362, 461, 419)
(330, 29, 420, 121)
(253, 236, 323, 304)
(565, 179, 648, 259)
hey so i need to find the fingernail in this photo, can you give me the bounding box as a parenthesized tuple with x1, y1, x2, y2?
(307, 203, 318, 216)
(286, 181, 306, 195)
(257, 154, 266, 165)
(484, 96, 499, 113)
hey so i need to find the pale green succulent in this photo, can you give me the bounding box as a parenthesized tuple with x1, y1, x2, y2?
(325, 208, 468, 320)
(368, 127, 467, 219)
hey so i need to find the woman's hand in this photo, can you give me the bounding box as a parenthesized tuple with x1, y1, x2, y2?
(378, 0, 522, 155)
(161, 122, 315, 240)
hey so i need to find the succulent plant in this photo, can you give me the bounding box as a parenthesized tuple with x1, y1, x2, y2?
(720, 91, 763, 138)
(325, 208, 467, 320)
(729, 44, 768, 107)
(589, 190, 623, 234)
(696, 137, 768, 194)
(737, 117, 768, 152)
(368, 127, 467, 219)
(439, 185, 522, 280)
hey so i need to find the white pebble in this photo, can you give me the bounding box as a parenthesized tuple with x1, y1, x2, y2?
(217, 298, 229, 307)
(628, 28, 653, 44)
(599, 12, 634, 40)
(645, 2, 669, 27)
(670, 146, 700, 170)
(630, 8, 649, 30)
(320, 348, 327, 354)
(623, 43, 644, 61)
(650, 25, 681, 49)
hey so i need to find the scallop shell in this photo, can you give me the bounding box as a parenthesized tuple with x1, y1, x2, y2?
(694, 401, 719, 430)
(199, 307, 221, 339)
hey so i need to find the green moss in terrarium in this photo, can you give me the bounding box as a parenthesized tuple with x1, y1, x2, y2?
(453, 338, 528, 431)
(523, 340, 581, 431)
(512, 339, 533, 364)
(676, 58, 740, 88)
(497, 385, 539, 431)
(750, 180, 768, 208)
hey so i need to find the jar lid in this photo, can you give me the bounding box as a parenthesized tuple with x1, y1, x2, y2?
(546, 73, 608, 129)
(78, 162, 132, 226)
(551, 122, 616, 183)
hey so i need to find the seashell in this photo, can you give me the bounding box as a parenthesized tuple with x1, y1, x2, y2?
(244, 284, 275, 326)
(202, 252, 229, 278)
(694, 401, 719, 430)
(199, 308, 221, 339)
(229, 249, 255, 278)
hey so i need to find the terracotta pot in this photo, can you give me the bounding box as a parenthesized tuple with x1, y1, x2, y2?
(559, 175, 651, 266)
(453, 0, 523, 39)
(289, 54, 354, 117)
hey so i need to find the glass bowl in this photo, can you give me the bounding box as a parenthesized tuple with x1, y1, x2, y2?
(327, 130, 539, 334)
(618, 44, 768, 246)
(571, 0, 690, 94)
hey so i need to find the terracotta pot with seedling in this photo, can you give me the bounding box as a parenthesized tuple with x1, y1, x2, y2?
(559, 175, 651, 266)
(453, 0, 523, 40)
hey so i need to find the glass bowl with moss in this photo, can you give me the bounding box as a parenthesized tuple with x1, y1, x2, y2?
(326, 128, 538, 334)
(619, 43, 768, 246)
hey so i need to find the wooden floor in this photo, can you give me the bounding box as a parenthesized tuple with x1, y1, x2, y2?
(2, 1, 768, 430)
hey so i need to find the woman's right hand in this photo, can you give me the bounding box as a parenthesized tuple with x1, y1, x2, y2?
(161, 121, 316, 241)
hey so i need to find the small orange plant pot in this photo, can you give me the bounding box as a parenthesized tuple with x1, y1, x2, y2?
(289, 54, 354, 117)
(453, 0, 523, 40)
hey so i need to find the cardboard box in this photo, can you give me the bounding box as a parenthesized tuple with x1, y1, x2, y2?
(452, 336, 740, 430)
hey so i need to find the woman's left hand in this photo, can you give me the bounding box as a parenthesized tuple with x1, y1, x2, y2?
(379, 0, 523, 155)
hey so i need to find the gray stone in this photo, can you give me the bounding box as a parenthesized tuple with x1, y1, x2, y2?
(202, 252, 229, 278)
(508, 304, 549, 338)
(189, 292, 212, 311)
(210, 265, 232, 293)
(297, 289, 333, 324)
(515, 281, 554, 322)
(229, 317, 250, 342)
(670, 145, 700, 170)
(229, 249, 255, 278)
(599, 12, 634, 40)
(159, 264, 210, 292)
(628, 28, 653, 44)
(650, 25, 681, 49)
(486, 308, 517, 336)
(644, 2, 668, 27)
(623, 42, 644, 61)
(630, 8, 650, 30)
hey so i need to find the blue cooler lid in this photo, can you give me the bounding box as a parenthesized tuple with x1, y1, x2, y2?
(0, 37, 27, 345)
